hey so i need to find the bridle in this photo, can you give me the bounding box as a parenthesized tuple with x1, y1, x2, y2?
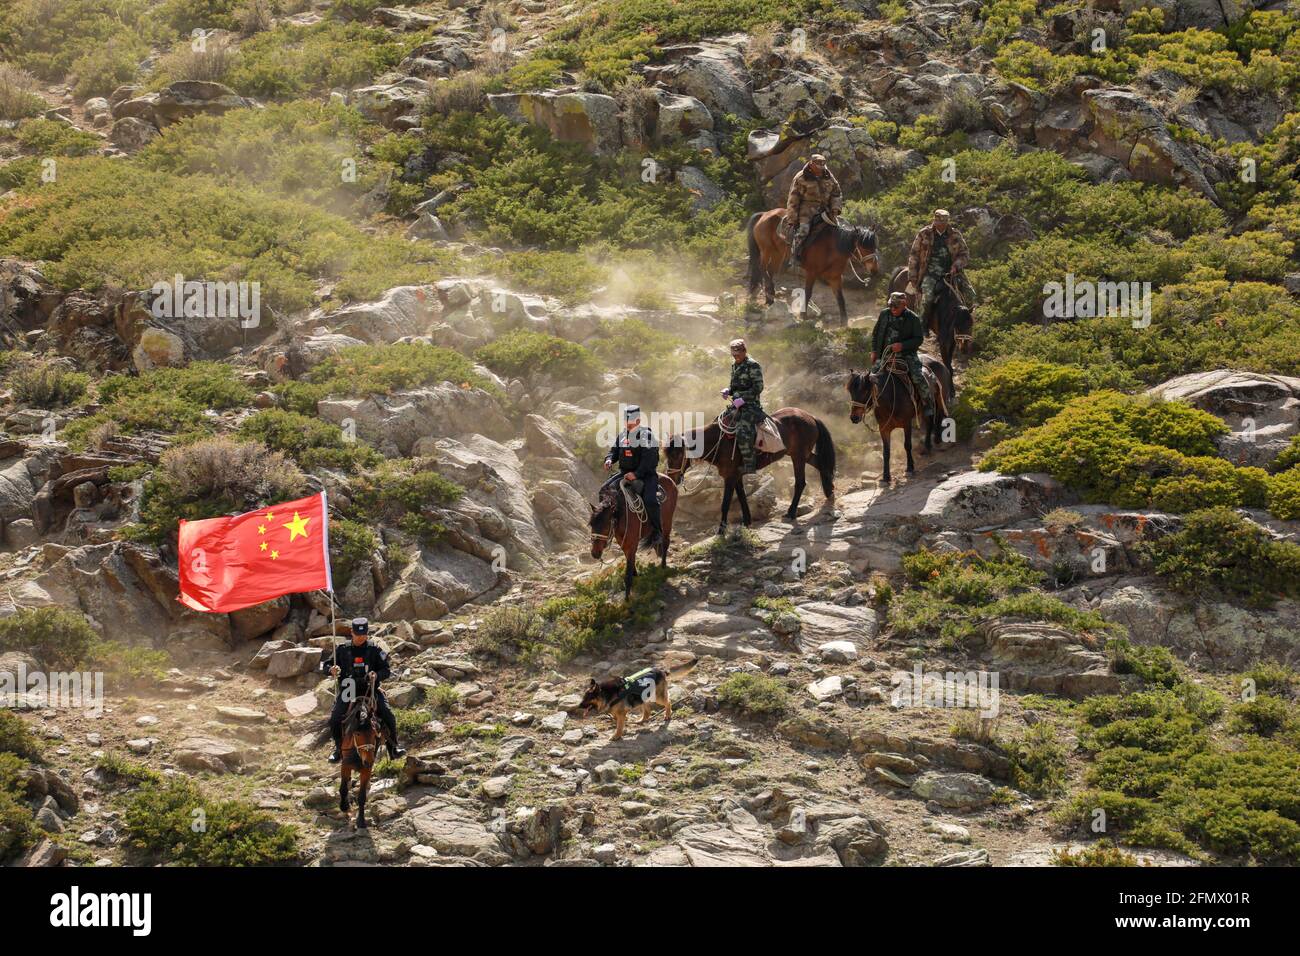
(848, 241, 880, 286)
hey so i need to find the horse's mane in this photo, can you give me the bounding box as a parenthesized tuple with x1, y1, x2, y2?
(833, 222, 876, 256)
(589, 486, 620, 530)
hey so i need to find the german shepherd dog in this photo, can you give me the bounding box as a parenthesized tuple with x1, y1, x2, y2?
(579, 664, 693, 740)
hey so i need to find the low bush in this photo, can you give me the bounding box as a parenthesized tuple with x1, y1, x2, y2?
(473, 605, 543, 659)
(475, 330, 603, 386)
(979, 393, 1280, 514)
(0, 710, 42, 759)
(1065, 687, 1300, 862)
(1007, 722, 1069, 797)
(123, 779, 299, 865)
(0, 752, 37, 861)
(716, 672, 790, 718)
(2, 356, 89, 409)
(277, 343, 494, 414)
(0, 63, 44, 120)
(1107, 638, 1182, 689)
(327, 517, 377, 587)
(0, 606, 96, 669)
(237, 409, 380, 473)
(131, 437, 306, 544)
(530, 563, 671, 661)
(1138, 508, 1300, 607)
(1051, 841, 1139, 867)
(346, 460, 463, 546)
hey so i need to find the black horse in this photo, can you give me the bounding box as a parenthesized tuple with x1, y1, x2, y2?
(889, 266, 974, 391)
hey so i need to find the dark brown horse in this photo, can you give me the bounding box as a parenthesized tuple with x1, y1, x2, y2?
(590, 475, 678, 598)
(663, 407, 835, 536)
(846, 355, 951, 485)
(889, 266, 974, 390)
(338, 677, 386, 829)
(747, 209, 880, 325)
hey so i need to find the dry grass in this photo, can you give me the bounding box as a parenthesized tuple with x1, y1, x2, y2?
(156, 35, 240, 84)
(0, 63, 44, 121)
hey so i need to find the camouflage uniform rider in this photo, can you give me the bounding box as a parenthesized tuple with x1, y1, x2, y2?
(783, 154, 843, 262)
(906, 208, 975, 323)
(722, 338, 765, 475)
(870, 291, 934, 420)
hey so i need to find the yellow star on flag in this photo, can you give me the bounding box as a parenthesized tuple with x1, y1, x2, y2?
(258, 524, 266, 535)
(271, 549, 279, 560)
(282, 511, 311, 542)
(260, 541, 267, 552)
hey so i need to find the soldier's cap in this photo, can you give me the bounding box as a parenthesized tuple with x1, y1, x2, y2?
(351, 617, 369, 635)
(729, 338, 747, 351)
(889, 292, 908, 305)
(624, 405, 641, 421)
(932, 208, 951, 220)
(809, 154, 827, 164)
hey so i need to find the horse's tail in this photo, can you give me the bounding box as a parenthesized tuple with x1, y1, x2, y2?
(745, 211, 764, 293)
(812, 416, 836, 498)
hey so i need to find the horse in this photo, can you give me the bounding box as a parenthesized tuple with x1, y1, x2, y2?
(888, 266, 974, 390)
(663, 407, 836, 536)
(590, 474, 679, 598)
(746, 209, 880, 325)
(846, 354, 951, 485)
(338, 677, 387, 829)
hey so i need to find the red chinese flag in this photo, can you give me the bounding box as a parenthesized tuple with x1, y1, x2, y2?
(177, 492, 333, 613)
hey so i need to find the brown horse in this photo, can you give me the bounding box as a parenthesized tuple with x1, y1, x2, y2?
(846, 355, 951, 485)
(888, 266, 974, 389)
(663, 407, 835, 536)
(338, 677, 387, 829)
(590, 475, 678, 598)
(746, 209, 880, 325)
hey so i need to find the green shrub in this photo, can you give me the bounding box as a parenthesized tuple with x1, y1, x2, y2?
(139, 101, 384, 216)
(0, 752, 37, 861)
(1138, 508, 1300, 607)
(346, 461, 463, 546)
(979, 393, 1282, 514)
(490, 250, 605, 305)
(155, 0, 242, 34)
(237, 409, 380, 473)
(475, 330, 603, 385)
(716, 672, 790, 718)
(1107, 639, 1182, 689)
(1272, 435, 1300, 474)
(0, 0, 165, 85)
(953, 358, 1093, 439)
(891, 546, 1114, 643)
(328, 518, 377, 587)
(223, 19, 422, 98)
(90, 641, 170, 686)
(1229, 695, 1296, 738)
(1244, 662, 1297, 696)
(0, 158, 441, 313)
(532, 563, 671, 661)
(279, 343, 494, 414)
(3, 356, 89, 408)
(1267, 467, 1300, 520)
(95, 751, 163, 786)
(0, 710, 42, 759)
(123, 779, 299, 865)
(473, 605, 543, 659)
(0, 606, 96, 669)
(1008, 722, 1069, 797)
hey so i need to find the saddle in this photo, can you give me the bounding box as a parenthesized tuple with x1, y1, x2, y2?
(717, 410, 785, 453)
(617, 478, 666, 521)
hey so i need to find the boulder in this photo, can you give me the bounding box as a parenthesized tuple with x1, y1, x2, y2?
(912, 772, 996, 810)
(1082, 88, 1217, 201)
(348, 81, 428, 129)
(664, 44, 755, 119)
(265, 646, 322, 679)
(487, 90, 623, 155)
(173, 736, 249, 773)
(375, 545, 498, 621)
(229, 596, 290, 643)
(131, 327, 187, 371)
(1147, 369, 1300, 468)
(151, 81, 253, 127)
(317, 385, 513, 456)
(918, 471, 1071, 531)
(652, 90, 713, 144)
(319, 285, 437, 344)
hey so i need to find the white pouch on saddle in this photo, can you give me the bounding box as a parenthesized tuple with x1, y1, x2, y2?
(756, 417, 785, 453)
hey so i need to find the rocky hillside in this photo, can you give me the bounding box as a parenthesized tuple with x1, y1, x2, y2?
(1, 0, 1299, 869)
